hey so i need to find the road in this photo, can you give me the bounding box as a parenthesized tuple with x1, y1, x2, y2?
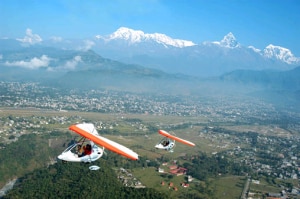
(241, 178, 250, 199)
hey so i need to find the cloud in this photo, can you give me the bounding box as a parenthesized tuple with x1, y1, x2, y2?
(64, 56, 82, 70)
(0, 54, 3, 59)
(50, 36, 63, 42)
(77, 40, 95, 51)
(16, 29, 42, 45)
(48, 56, 82, 72)
(4, 55, 50, 69)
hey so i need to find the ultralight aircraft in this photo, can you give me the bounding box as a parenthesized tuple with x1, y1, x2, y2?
(57, 123, 139, 168)
(155, 130, 195, 152)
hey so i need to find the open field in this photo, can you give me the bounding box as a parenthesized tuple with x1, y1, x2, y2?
(224, 125, 294, 137)
(0, 107, 208, 123)
(212, 176, 246, 199)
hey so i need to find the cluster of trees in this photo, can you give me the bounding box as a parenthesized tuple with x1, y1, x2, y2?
(3, 162, 169, 199)
(0, 133, 65, 188)
(182, 152, 251, 181)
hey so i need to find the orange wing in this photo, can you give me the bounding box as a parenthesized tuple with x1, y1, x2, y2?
(69, 124, 138, 160)
(158, 130, 195, 147)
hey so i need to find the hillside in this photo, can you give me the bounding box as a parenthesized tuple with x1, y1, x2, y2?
(0, 132, 70, 189)
(3, 162, 169, 199)
(219, 67, 300, 111)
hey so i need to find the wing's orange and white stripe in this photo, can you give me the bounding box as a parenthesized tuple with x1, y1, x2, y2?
(158, 130, 195, 147)
(69, 123, 138, 160)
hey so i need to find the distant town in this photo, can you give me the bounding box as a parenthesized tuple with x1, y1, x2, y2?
(1, 81, 298, 124)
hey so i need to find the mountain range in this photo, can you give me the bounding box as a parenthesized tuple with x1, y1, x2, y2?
(0, 43, 299, 91)
(92, 27, 299, 76)
(1, 27, 299, 77)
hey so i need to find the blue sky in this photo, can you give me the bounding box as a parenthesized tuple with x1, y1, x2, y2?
(1, 0, 299, 55)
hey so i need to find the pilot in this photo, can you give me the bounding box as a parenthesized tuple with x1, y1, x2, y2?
(79, 144, 92, 157)
(162, 140, 170, 147)
(77, 144, 84, 156)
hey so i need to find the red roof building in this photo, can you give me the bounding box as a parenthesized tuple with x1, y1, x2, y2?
(169, 167, 187, 176)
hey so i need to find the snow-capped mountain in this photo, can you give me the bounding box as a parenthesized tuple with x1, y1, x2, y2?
(94, 27, 299, 66)
(263, 44, 300, 64)
(1, 27, 300, 77)
(96, 27, 195, 48)
(212, 32, 240, 48)
(91, 28, 300, 76)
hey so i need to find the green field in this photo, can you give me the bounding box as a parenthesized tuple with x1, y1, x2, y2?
(212, 176, 246, 199)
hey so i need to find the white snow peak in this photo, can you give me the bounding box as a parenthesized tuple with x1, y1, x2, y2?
(248, 46, 261, 53)
(263, 44, 300, 64)
(211, 32, 240, 48)
(219, 32, 240, 48)
(97, 27, 196, 48)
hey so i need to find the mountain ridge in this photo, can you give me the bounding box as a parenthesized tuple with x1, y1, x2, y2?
(93, 27, 299, 65)
(0, 26, 299, 77)
(96, 27, 196, 48)
(220, 66, 300, 90)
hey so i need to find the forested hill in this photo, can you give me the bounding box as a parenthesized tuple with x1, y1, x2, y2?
(3, 162, 169, 199)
